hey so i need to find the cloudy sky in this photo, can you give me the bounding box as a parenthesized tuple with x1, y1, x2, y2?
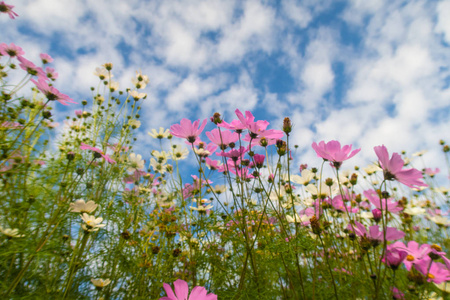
(2, 0, 450, 176)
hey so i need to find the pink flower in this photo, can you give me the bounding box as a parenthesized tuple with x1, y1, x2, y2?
(414, 260, 450, 284)
(374, 145, 427, 188)
(0, 1, 18, 19)
(170, 118, 207, 143)
(205, 157, 225, 172)
(382, 248, 408, 270)
(0, 42, 24, 57)
(205, 128, 238, 150)
(45, 67, 58, 80)
(80, 143, 116, 164)
(17, 56, 46, 78)
(364, 189, 403, 213)
(388, 241, 431, 271)
(424, 167, 439, 177)
(216, 146, 247, 161)
(40, 53, 53, 64)
(311, 140, 360, 168)
(31, 78, 75, 105)
(251, 153, 265, 168)
(347, 221, 405, 247)
(160, 279, 217, 300)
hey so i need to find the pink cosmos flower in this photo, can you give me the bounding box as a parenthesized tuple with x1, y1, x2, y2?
(80, 143, 116, 164)
(45, 67, 58, 80)
(414, 260, 450, 284)
(347, 221, 405, 246)
(374, 145, 427, 188)
(364, 189, 403, 213)
(0, 42, 24, 57)
(40, 53, 53, 64)
(30, 78, 75, 105)
(205, 157, 225, 172)
(424, 167, 440, 177)
(251, 153, 265, 168)
(382, 248, 408, 270)
(388, 241, 431, 271)
(206, 128, 238, 150)
(216, 146, 247, 161)
(311, 140, 360, 168)
(170, 118, 207, 143)
(0, 1, 18, 19)
(17, 56, 46, 78)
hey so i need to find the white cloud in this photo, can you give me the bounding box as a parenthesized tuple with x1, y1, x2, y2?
(435, 0, 450, 44)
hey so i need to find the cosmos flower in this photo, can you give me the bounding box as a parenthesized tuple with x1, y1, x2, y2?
(90, 278, 111, 289)
(170, 118, 207, 143)
(81, 213, 106, 232)
(18, 56, 46, 78)
(0, 42, 24, 57)
(39, 53, 53, 64)
(311, 140, 361, 168)
(160, 279, 217, 300)
(374, 145, 427, 188)
(0, 1, 18, 19)
(69, 199, 98, 213)
(148, 127, 171, 139)
(0, 227, 24, 238)
(127, 153, 145, 172)
(31, 78, 75, 105)
(80, 143, 116, 164)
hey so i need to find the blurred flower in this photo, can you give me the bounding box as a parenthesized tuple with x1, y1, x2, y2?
(127, 153, 145, 172)
(363, 163, 382, 175)
(31, 77, 75, 105)
(311, 140, 361, 168)
(39, 53, 53, 64)
(80, 143, 116, 164)
(429, 216, 450, 227)
(412, 150, 427, 157)
(0, 227, 24, 238)
(45, 67, 58, 80)
(290, 169, 314, 185)
(81, 213, 105, 232)
(91, 278, 111, 289)
(151, 150, 169, 163)
(93, 67, 112, 80)
(148, 127, 171, 139)
(69, 199, 98, 213)
(0, 42, 24, 57)
(0, 1, 18, 19)
(160, 279, 217, 300)
(404, 206, 425, 216)
(130, 90, 146, 100)
(128, 119, 141, 129)
(18, 56, 46, 78)
(434, 281, 450, 293)
(382, 248, 408, 270)
(109, 81, 119, 92)
(190, 204, 213, 212)
(374, 145, 427, 188)
(170, 145, 188, 161)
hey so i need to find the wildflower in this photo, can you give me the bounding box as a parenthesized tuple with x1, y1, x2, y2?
(148, 127, 171, 139)
(374, 145, 427, 188)
(81, 213, 105, 232)
(91, 278, 111, 289)
(135, 70, 150, 84)
(31, 78, 75, 105)
(311, 140, 361, 169)
(205, 157, 225, 172)
(170, 118, 207, 143)
(403, 205, 425, 216)
(130, 90, 146, 100)
(190, 204, 213, 213)
(290, 169, 314, 185)
(18, 56, 46, 78)
(170, 145, 189, 161)
(414, 260, 450, 284)
(127, 153, 145, 172)
(80, 142, 116, 164)
(150, 158, 167, 174)
(429, 215, 450, 227)
(0, 1, 18, 19)
(363, 163, 382, 175)
(387, 241, 431, 271)
(69, 199, 98, 213)
(206, 128, 239, 150)
(347, 221, 405, 247)
(0, 42, 24, 57)
(424, 168, 440, 178)
(216, 146, 247, 162)
(364, 189, 403, 213)
(109, 81, 119, 92)
(128, 119, 141, 129)
(93, 67, 112, 80)
(45, 67, 58, 80)
(160, 279, 217, 300)
(151, 150, 170, 163)
(39, 53, 53, 64)
(0, 227, 24, 238)
(382, 248, 408, 270)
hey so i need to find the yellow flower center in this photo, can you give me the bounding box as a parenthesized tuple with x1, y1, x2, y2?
(406, 255, 415, 261)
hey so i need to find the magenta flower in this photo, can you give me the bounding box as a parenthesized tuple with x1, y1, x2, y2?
(0, 1, 18, 19)
(40, 53, 53, 64)
(45, 67, 58, 80)
(382, 248, 408, 270)
(364, 189, 403, 213)
(160, 279, 217, 300)
(414, 260, 450, 284)
(17, 56, 46, 78)
(205, 157, 225, 172)
(216, 146, 247, 161)
(374, 145, 427, 188)
(170, 118, 207, 143)
(206, 128, 238, 150)
(31, 78, 75, 105)
(311, 140, 360, 168)
(388, 241, 431, 271)
(251, 153, 265, 168)
(347, 221, 405, 247)
(80, 143, 116, 164)
(0, 42, 24, 57)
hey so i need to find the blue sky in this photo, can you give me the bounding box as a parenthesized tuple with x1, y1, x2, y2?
(2, 0, 450, 175)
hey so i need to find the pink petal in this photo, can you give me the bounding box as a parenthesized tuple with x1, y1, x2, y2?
(174, 279, 189, 300)
(163, 283, 177, 299)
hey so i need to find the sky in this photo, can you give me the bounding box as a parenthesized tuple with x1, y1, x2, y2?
(2, 0, 450, 178)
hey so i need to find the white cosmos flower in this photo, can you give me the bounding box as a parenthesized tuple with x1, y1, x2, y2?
(81, 213, 106, 232)
(128, 153, 145, 172)
(0, 227, 24, 238)
(69, 199, 98, 213)
(91, 278, 111, 288)
(148, 127, 171, 139)
(404, 206, 426, 216)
